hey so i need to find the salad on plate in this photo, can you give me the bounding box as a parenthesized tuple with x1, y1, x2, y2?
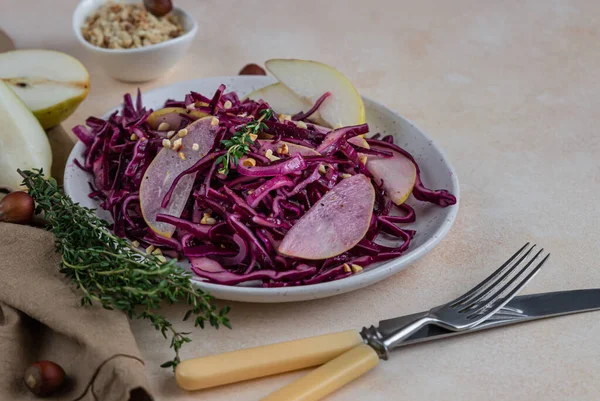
(72, 59, 456, 287)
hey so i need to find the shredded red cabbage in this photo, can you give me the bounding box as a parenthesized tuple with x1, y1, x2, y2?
(75, 85, 456, 287)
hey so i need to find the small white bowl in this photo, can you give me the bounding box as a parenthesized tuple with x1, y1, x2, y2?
(72, 0, 197, 82)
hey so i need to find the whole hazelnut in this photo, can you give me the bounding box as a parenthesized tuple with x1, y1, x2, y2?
(239, 64, 266, 75)
(0, 191, 35, 224)
(24, 360, 66, 397)
(143, 0, 173, 17)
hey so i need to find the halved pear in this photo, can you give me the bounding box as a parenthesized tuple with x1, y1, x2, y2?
(246, 83, 312, 116)
(0, 80, 52, 190)
(146, 107, 209, 130)
(265, 59, 366, 128)
(0, 50, 90, 129)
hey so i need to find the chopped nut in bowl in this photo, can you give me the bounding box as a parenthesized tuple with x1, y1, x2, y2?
(73, 0, 197, 82)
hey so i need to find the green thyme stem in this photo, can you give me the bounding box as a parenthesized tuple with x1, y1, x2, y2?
(216, 108, 273, 175)
(18, 169, 231, 370)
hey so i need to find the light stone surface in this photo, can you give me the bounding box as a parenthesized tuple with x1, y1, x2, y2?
(3, 0, 600, 399)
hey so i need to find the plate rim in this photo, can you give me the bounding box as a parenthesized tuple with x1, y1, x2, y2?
(64, 75, 460, 302)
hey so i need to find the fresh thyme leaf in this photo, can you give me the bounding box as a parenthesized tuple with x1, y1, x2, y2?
(217, 108, 273, 175)
(18, 169, 231, 371)
(259, 108, 274, 120)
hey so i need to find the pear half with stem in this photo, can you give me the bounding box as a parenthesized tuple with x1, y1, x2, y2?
(0, 50, 90, 129)
(0, 80, 52, 190)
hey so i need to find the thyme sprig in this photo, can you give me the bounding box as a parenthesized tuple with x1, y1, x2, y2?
(18, 169, 231, 370)
(216, 108, 273, 175)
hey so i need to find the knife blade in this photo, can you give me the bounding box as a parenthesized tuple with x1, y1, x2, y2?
(374, 289, 600, 349)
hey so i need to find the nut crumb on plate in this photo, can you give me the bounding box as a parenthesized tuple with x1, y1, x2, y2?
(171, 138, 182, 150)
(81, 2, 184, 49)
(265, 149, 281, 162)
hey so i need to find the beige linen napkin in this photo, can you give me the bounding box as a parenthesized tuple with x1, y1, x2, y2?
(0, 222, 153, 401)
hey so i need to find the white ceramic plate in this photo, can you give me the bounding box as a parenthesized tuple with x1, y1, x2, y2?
(64, 76, 459, 303)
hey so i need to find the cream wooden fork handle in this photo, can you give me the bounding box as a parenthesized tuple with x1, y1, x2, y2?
(175, 330, 363, 391)
(261, 344, 379, 401)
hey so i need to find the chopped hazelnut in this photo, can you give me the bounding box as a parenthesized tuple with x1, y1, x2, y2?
(351, 264, 363, 273)
(265, 149, 281, 162)
(241, 158, 257, 167)
(277, 143, 289, 155)
(157, 122, 170, 131)
(172, 138, 183, 150)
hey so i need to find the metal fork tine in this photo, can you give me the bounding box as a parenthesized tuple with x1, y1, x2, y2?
(369, 242, 548, 353)
(465, 252, 549, 319)
(460, 248, 543, 313)
(458, 245, 537, 310)
(450, 242, 531, 307)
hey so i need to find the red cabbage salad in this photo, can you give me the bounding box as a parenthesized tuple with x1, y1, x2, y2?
(73, 85, 456, 287)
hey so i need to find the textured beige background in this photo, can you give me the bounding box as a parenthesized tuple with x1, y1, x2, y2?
(3, 0, 600, 400)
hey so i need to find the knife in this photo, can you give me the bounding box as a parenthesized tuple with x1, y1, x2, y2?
(175, 289, 600, 392)
(376, 288, 600, 348)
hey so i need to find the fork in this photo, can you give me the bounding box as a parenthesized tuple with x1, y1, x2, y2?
(259, 243, 549, 401)
(175, 243, 549, 396)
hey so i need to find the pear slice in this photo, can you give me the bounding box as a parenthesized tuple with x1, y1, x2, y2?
(140, 117, 217, 238)
(0, 80, 52, 190)
(364, 147, 417, 205)
(146, 107, 209, 130)
(278, 174, 375, 260)
(257, 139, 320, 157)
(0, 50, 90, 129)
(265, 59, 366, 128)
(246, 83, 312, 117)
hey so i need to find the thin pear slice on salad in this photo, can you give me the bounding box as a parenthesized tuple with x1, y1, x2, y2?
(278, 174, 375, 260)
(140, 117, 217, 238)
(146, 107, 209, 130)
(348, 135, 370, 149)
(257, 139, 320, 157)
(246, 83, 313, 117)
(364, 147, 417, 205)
(265, 59, 366, 128)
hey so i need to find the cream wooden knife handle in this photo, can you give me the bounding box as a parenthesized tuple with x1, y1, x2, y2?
(260, 344, 379, 401)
(175, 330, 363, 391)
